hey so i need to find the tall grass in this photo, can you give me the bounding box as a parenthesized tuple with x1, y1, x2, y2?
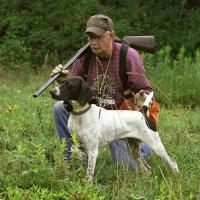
(0, 49, 199, 199)
(143, 47, 200, 107)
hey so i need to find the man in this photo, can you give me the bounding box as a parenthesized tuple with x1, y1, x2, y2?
(52, 14, 153, 170)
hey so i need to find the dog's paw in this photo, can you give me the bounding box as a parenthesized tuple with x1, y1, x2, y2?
(171, 162, 179, 173)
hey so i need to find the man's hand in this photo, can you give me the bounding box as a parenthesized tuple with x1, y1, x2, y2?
(50, 64, 70, 83)
(50, 64, 70, 76)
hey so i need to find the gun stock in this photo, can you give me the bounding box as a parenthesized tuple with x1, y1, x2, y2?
(122, 36, 155, 54)
(33, 36, 155, 97)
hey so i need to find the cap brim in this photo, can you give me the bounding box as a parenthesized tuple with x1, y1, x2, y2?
(85, 27, 106, 36)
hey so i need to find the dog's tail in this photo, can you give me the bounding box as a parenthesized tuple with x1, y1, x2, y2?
(143, 91, 154, 108)
(141, 91, 154, 114)
(141, 91, 157, 131)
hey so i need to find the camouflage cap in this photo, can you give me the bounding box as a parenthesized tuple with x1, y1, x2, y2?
(85, 14, 114, 36)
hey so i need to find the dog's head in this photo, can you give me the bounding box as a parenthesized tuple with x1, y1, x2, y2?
(50, 77, 93, 106)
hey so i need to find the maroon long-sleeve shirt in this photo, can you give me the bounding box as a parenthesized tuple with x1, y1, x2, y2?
(71, 42, 152, 107)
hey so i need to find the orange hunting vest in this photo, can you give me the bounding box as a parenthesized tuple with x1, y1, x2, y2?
(119, 98, 160, 127)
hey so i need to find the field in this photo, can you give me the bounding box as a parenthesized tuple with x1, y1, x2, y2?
(0, 71, 199, 200)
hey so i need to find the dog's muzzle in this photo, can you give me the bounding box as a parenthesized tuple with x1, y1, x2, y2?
(50, 88, 61, 100)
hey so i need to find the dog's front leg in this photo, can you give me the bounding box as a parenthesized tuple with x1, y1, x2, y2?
(85, 148, 98, 181)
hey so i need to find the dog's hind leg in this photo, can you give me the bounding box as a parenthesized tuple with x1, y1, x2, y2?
(85, 148, 98, 181)
(126, 138, 151, 172)
(141, 131, 179, 172)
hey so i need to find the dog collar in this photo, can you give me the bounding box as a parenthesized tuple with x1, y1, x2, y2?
(71, 103, 91, 115)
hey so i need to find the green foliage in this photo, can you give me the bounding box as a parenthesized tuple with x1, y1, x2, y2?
(0, 0, 199, 69)
(143, 47, 200, 106)
(0, 72, 200, 199)
(0, 73, 107, 199)
(0, 33, 29, 69)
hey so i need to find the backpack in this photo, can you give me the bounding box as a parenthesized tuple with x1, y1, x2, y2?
(82, 43, 160, 127)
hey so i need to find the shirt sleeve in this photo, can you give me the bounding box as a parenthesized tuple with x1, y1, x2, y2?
(70, 57, 85, 78)
(126, 48, 153, 94)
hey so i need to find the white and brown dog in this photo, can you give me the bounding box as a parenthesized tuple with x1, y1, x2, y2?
(50, 77, 179, 180)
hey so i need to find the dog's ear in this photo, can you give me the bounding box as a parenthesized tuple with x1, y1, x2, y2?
(77, 79, 93, 106)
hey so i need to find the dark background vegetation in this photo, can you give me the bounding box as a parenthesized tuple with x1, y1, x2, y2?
(0, 0, 199, 69)
(0, 0, 200, 106)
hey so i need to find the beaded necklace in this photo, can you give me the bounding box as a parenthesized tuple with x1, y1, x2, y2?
(95, 51, 112, 98)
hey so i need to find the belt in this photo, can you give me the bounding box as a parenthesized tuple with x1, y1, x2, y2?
(99, 98, 115, 105)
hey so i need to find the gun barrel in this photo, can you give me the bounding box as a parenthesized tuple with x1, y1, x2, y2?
(32, 75, 59, 97)
(32, 42, 90, 98)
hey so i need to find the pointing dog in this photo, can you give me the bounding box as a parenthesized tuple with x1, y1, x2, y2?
(50, 77, 179, 180)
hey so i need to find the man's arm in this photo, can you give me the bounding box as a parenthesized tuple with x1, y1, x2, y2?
(70, 57, 87, 79)
(126, 48, 152, 94)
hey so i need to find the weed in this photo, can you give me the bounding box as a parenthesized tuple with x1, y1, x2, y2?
(0, 70, 199, 199)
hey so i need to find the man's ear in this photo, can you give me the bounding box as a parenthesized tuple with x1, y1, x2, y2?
(110, 31, 115, 39)
(77, 79, 93, 106)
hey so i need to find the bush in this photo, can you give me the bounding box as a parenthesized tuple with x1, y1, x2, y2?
(0, 0, 199, 69)
(144, 47, 200, 106)
(0, 33, 29, 69)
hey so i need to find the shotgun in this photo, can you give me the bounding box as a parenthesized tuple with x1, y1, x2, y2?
(33, 35, 155, 98)
(122, 36, 155, 54)
(33, 42, 90, 98)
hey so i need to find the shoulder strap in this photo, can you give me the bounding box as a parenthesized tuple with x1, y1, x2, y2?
(83, 43, 129, 89)
(119, 43, 129, 90)
(83, 48, 92, 81)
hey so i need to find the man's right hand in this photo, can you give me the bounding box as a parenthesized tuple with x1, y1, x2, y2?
(50, 64, 70, 76)
(50, 64, 70, 83)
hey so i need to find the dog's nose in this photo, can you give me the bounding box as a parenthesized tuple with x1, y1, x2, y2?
(50, 89, 55, 95)
(50, 89, 56, 97)
(50, 88, 60, 100)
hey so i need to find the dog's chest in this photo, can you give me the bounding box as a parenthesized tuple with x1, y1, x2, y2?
(69, 116, 86, 130)
(69, 113, 101, 147)
(68, 112, 98, 134)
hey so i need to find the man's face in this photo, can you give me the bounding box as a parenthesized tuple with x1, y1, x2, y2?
(87, 31, 114, 57)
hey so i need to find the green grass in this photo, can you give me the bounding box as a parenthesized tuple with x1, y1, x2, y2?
(0, 71, 199, 200)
